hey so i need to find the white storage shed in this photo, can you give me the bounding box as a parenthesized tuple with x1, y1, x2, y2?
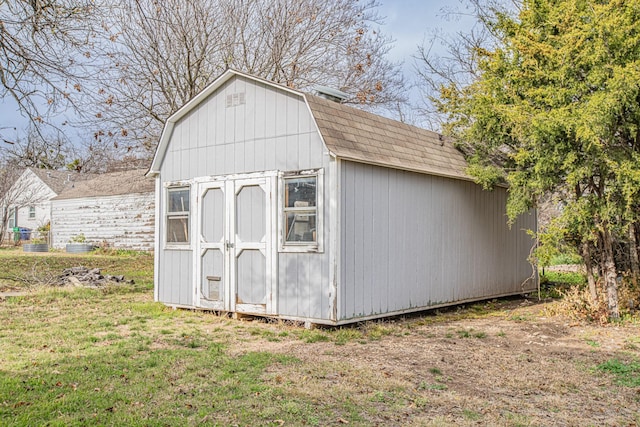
(148, 70, 536, 325)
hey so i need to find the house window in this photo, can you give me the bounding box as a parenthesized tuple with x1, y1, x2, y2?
(282, 171, 322, 251)
(166, 186, 190, 244)
(28, 206, 35, 219)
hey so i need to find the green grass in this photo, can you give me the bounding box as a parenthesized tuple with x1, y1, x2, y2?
(1, 248, 636, 425)
(0, 247, 154, 290)
(418, 382, 447, 391)
(455, 328, 487, 339)
(509, 314, 532, 322)
(0, 250, 390, 425)
(334, 328, 364, 345)
(456, 329, 471, 338)
(538, 270, 587, 300)
(463, 409, 482, 421)
(596, 359, 640, 387)
(541, 271, 586, 286)
(297, 330, 330, 343)
(0, 342, 299, 425)
(549, 252, 582, 265)
(363, 323, 393, 340)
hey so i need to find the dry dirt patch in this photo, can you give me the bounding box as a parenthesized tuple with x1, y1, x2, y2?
(229, 298, 640, 425)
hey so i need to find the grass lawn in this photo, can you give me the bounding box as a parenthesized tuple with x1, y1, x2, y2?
(1, 248, 639, 426)
(0, 248, 373, 425)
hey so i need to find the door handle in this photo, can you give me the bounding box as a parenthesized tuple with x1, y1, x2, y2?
(225, 241, 234, 249)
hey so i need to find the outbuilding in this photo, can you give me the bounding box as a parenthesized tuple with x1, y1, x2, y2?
(148, 70, 536, 325)
(51, 169, 155, 250)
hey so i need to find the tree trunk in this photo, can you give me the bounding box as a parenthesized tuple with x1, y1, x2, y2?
(602, 226, 620, 320)
(629, 223, 639, 286)
(581, 240, 598, 302)
(0, 207, 8, 246)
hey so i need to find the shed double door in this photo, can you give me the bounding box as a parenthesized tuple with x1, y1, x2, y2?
(195, 175, 275, 314)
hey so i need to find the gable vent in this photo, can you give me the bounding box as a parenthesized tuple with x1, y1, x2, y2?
(226, 92, 246, 108)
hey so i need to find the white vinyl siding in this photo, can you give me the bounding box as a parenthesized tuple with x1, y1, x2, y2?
(338, 161, 536, 321)
(157, 75, 332, 317)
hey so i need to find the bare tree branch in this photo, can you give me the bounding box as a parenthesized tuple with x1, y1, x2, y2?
(84, 0, 407, 154)
(0, 0, 101, 142)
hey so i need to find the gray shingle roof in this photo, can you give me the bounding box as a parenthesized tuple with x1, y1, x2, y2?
(305, 94, 469, 180)
(28, 168, 92, 195)
(53, 169, 154, 200)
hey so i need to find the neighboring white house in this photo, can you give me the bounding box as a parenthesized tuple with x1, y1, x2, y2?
(50, 169, 155, 250)
(2, 168, 87, 242)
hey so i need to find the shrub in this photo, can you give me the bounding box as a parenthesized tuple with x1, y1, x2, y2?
(546, 278, 640, 323)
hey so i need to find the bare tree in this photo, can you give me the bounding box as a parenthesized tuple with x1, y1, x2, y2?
(223, 0, 405, 106)
(0, 160, 49, 245)
(0, 163, 20, 244)
(87, 0, 406, 154)
(4, 128, 71, 170)
(0, 0, 101, 144)
(78, 0, 229, 152)
(64, 141, 122, 173)
(413, 0, 520, 130)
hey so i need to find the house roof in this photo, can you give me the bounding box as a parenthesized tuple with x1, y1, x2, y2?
(28, 168, 92, 195)
(52, 169, 154, 200)
(148, 69, 469, 181)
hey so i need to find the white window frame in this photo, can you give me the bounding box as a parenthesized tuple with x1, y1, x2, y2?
(28, 206, 35, 219)
(278, 169, 323, 253)
(164, 184, 191, 250)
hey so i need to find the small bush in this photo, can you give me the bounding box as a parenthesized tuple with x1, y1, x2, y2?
(549, 252, 582, 265)
(545, 285, 609, 323)
(545, 278, 640, 323)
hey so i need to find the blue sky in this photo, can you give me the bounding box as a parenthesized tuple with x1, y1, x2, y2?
(0, 0, 473, 143)
(378, 0, 469, 64)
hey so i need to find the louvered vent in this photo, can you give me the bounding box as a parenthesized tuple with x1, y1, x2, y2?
(314, 85, 348, 103)
(226, 92, 246, 108)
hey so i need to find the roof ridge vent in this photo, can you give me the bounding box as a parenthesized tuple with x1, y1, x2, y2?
(314, 85, 349, 103)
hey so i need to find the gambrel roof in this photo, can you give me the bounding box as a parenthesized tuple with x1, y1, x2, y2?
(305, 94, 468, 180)
(149, 69, 469, 181)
